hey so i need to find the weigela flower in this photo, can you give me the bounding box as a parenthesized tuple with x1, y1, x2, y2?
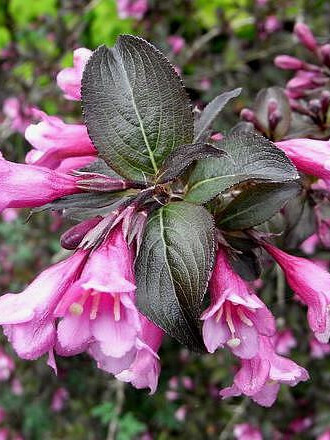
(0, 153, 81, 212)
(202, 247, 275, 359)
(117, 0, 148, 19)
(276, 138, 330, 181)
(264, 243, 330, 343)
(0, 250, 87, 359)
(220, 336, 309, 407)
(0, 349, 14, 381)
(25, 110, 96, 170)
(310, 337, 330, 359)
(273, 329, 297, 356)
(233, 423, 263, 440)
(56, 48, 92, 101)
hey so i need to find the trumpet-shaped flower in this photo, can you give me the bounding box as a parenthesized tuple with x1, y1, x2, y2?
(220, 336, 309, 407)
(264, 243, 330, 343)
(202, 248, 275, 359)
(0, 153, 81, 212)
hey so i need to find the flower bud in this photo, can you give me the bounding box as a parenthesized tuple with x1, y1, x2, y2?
(294, 23, 318, 52)
(60, 216, 103, 250)
(240, 108, 255, 122)
(274, 55, 304, 70)
(320, 44, 330, 67)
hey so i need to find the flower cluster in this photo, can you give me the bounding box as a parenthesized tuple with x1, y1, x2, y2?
(1, 27, 330, 411)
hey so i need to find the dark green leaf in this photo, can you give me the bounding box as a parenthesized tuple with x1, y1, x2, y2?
(82, 36, 194, 181)
(219, 182, 301, 230)
(156, 143, 225, 184)
(283, 194, 316, 248)
(254, 87, 291, 140)
(79, 158, 122, 178)
(185, 133, 299, 204)
(194, 88, 242, 142)
(135, 201, 215, 352)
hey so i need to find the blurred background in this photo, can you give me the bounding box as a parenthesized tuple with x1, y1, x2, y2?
(1, 0, 330, 438)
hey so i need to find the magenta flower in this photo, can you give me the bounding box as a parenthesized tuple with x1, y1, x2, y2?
(57, 48, 92, 101)
(318, 429, 330, 440)
(117, 0, 148, 20)
(274, 55, 305, 70)
(276, 138, 330, 181)
(264, 243, 330, 343)
(310, 337, 330, 359)
(0, 250, 87, 359)
(220, 336, 309, 407)
(0, 154, 81, 212)
(54, 228, 139, 358)
(167, 36, 185, 55)
(273, 329, 297, 356)
(233, 423, 262, 440)
(202, 247, 275, 359)
(1, 208, 18, 223)
(51, 387, 69, 412)
(0, 349, 14, 381)
(294, 23, 318, 52)
(25, 110, 96, 170)
(2, 97, 34, 134)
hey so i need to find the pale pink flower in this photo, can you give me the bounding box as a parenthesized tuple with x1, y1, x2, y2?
(318, 429, 330, 440)
(301, 234, 319, 255)
(220, 336, 309, 407)
(264, 243, 330, 343)
(167, 36, 185, 55)
(11, 378, 23, 396)
(115, 317, 163, 393)
(0, 250, 87, 359)
(25, 110, 96, 170)
(2, 97, 34, 134)
(310, 337, 330, 359)
(174, 405, 187, 422)
(54, 228, 139, 359)
(1, 208, 18, 223)
(0, 153, 81, 212)
(202, 248, 275, 359)
(0, 349, 14, 381)
(264, 16, 281, 34)
(51, 387, 69, 412)
(276, 138, 330, 181)
(233, 423, 263, 440)
(0, 428, 8, 440)
(273, 329, 297, 356)
(57, 48, 92, 101)
(165, 390, 179, 401)
(117, 0, 148, 19)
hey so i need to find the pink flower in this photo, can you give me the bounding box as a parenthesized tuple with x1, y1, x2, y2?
(202, 248, 275, 359)
(318, 429, 330, 440)
(11, 378, 23, 395)
(274, 55, 304, 70)
(117, 0, 148, 19)
(174, 405, 187, 422)
(0, 154, 81, 212)
(220, 336, 309, 407)
(167, 36, 185, 55)
(310, 337, 330, 359)
(276, 138, 330, 181)
(57, 48, 92, 101)
(0, 428, 8, 440)
(273, 329, 297, 356)
(233, 423, 262, 440)
(51, 387, 69, 412)
(0, 349, 14, 381)
(54, 228, 139, 359)
(0, 250, 87, 359)
(94, 316, 163, 394)
(25, 110, 96, 170)
(0, 407, 6, 424)
(1, 208, 18, 223)
(264, 243, 330, 343)
(264, 16, 281, 34)
(301, 234, 319, 255)
(2, 97, 34, 134)
(289, 417, 313, 434)
(294, 23, 318, 52)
